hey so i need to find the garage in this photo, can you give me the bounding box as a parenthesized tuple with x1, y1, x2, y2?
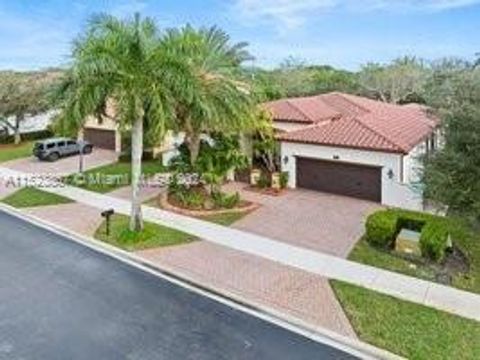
(84, 128, 116, 150)
(296, 157, 382, 202)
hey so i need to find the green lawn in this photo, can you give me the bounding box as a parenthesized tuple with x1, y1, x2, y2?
(66, 160, 167, 193)
(331, 281, 480, 360)
(349, 216, 480, 294)
(94, 214, 194, 251)
(1, 187, 74, 208)
(0, 142, 33, 163)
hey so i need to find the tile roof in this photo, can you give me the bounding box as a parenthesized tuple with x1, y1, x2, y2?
(267, 92, 439, 154)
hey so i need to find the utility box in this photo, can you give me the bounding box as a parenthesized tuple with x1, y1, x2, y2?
(250, 169, 261, 186)
(395, 228, 421, 256)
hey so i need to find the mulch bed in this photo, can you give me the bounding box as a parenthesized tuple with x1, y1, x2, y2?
(156, 192, 259, 217)
(391, 244, 470, 285)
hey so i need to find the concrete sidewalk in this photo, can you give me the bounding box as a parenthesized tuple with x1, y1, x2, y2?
(1, 166, 479, 323)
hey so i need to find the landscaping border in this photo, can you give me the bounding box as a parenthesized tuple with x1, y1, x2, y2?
(158, 192, 260, 217)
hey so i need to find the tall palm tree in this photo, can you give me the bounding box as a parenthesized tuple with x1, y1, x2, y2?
(57, 13, 177, 231)
(160, 25, 255, 166)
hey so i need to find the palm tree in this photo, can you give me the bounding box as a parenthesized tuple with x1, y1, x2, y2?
(160, 25, 255, 166)
(57, 13, 177, 231)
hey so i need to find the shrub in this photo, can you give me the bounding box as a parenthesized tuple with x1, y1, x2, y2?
(118, 149, 155, 162)
(0, 129, 54, 144)
(279, 171, 289, 189)
(365, 210, 398, 248)
(257, 172, 270, 189)
(397, 216, 426, 233)
(211, 191, 240, 209)
(420, 220, 449, 262)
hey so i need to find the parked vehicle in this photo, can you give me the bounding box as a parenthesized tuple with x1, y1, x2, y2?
(33, 138, 93, 161)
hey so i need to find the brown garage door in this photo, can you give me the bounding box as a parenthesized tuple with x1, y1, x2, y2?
(296, 157, 381, 202)
(84, 128, 116, 150)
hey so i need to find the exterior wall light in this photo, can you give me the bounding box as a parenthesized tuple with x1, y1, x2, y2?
(283, 156, 289, 165)
(387, 169, 394, 179)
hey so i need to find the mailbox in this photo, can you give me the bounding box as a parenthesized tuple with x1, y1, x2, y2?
(101, 209, 115, 236)
(101, 209, 115, 218)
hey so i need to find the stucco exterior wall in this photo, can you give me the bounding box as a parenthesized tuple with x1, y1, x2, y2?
(273, 121, 310, 133)
(280, 141, 424, 211)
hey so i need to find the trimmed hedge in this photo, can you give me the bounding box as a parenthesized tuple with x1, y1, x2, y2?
(0, 129, 53, 144)
(118, 149, 156, 162)
(420, 220, 450, 262)
(365, 209, 450, 262)
(365, 210, 398, 247)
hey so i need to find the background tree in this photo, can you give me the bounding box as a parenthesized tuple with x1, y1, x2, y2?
(56, 13, 177, 231)
(0, 70, 61, 144)
(422, 66, 480, 221)
(248, 62, 358, 100)
(160, 25, 255, 166)
(359, 57, 428, 104)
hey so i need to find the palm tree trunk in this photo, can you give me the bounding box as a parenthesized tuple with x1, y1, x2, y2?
(187, 133, 201, 166)
(130, 115, 144, 232)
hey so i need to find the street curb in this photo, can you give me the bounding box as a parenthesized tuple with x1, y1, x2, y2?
(0, 204, 404, 360)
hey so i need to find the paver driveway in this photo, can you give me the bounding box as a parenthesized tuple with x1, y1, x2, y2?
(2, 149, 117, 176)
(223, 183, 381, 258)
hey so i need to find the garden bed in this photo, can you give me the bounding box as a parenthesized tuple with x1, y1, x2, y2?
(157, 192, 259, 217)
(350, 208, 480, 293)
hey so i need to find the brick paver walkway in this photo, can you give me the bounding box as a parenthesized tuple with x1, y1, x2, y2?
(23, 202, 104, 236)
(223, 182, 381, 257)
(139, 241, 356, 337)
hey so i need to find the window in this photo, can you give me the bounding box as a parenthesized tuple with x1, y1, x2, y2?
(67, 140, 76, 146)
(46, 143, 55, 149)
(57, 141, 66, 147)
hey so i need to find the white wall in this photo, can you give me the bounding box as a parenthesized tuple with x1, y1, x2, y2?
(273, 121, 310, 132)
(3, 110, 57, 135)
(280, 141, 424, 211)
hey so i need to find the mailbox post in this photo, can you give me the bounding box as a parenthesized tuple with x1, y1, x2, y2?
(78, 140, 85, 174)
(101, 209, 115, 236)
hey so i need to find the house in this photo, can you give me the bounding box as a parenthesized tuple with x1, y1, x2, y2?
(80, 100, 182, 160)
(80, 100, 122, 152)
(264, 92, 440, 211)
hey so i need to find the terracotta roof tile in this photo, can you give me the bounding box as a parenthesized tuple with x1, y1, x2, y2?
(269, 92, 438, 153)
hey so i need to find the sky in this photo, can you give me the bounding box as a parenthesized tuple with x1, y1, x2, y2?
(0, 0, 478, 71)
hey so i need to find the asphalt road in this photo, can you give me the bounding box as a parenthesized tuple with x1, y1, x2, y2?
(0, 210, 357, 360)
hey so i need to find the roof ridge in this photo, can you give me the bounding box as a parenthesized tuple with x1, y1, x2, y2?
(333, 93, 371, 114)
(350, 116, 405, 152)
(286, 99, 315, 123)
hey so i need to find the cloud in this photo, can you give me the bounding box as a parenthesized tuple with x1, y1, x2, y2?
(233, 0, 480, 29)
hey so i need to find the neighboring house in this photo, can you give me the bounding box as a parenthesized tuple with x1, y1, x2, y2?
(80, 101, 181, 159)
(2, 110, 57, 135)
(81, 100, 122, 152)
(81, 114, 122, 152)
(264, 92, 440, 211)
